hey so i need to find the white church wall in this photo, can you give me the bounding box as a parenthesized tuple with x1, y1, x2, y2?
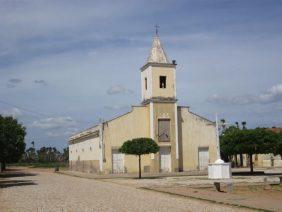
(69, 136, 100, 161)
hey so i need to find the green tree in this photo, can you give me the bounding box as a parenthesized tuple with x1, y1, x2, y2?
(220, 127, 279, 174)
(37, 147, 61, 162)
(277, 132, 282, 157)
(119, 138, 159, 179)
(220, 126, 240, 162)
(24, 147, 37, 162)
(0, 115, 26, 171)
(62, 147, 69, 162)
(241, 121, 247, 129)
(37, 147, 47, 162)
(269, 131, 282, 159)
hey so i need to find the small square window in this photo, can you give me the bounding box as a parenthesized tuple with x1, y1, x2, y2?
(160, 76, 166, 88)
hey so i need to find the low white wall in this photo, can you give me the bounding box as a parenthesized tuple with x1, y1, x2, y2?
(69, 136, 100, 161)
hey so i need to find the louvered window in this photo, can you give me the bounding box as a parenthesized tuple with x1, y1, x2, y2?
(158, 119, 170, 142)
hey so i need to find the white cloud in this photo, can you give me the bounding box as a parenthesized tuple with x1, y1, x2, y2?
(207, 84, 282, 105)
(1, 107, 22, 118)
(207, 94, 228, 104)
(258, 84, 282, 103)
(31, 116, 76, 130)
(107, 85, 134, 95)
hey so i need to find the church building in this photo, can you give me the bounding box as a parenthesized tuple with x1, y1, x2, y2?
(68, 33, 217, 174)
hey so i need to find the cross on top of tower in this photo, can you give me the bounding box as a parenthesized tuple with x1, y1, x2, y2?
(154, 24, 160, 36)
(147, 25, 170, 64)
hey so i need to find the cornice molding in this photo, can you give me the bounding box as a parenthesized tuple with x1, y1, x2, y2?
(140, 62, 176, 72)
(142, 97, 178, 105)
(69, 130, 99, 145)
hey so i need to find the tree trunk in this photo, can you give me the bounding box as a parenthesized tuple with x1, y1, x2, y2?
(234, 154, 238, 167)
(1, 161, 6, 171)
(240, 154, 243, 167)
(249, 154, 253, 174)
(138, 155, 141, 179)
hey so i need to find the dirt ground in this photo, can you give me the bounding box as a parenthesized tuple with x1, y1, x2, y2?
(99, 175, 282, 211)
(144, 184, 282, 211)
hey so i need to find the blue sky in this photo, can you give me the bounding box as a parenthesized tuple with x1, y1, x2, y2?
(1, 0, 282, 150)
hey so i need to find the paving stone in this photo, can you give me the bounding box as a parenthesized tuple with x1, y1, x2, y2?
(0, 168, 247, 212)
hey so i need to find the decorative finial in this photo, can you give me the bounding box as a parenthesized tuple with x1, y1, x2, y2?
(154, 24, 160, 36)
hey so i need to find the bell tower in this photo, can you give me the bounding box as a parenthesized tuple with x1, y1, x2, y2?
(140, 29, 179, 172)
(140, 33, 177, 104)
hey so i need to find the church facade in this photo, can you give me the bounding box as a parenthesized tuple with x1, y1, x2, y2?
(68, 34, 217, 174)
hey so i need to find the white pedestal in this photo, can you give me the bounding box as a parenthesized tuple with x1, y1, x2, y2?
(208, 160, 232, 179)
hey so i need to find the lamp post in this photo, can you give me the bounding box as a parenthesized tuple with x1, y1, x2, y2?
(208, 114, 232, 179)
(215, 114, 221, 161)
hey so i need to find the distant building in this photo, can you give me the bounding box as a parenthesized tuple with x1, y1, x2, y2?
(68, 33, 217, 174)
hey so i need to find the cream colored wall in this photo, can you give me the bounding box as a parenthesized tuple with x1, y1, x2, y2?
(141, 67, 152, 101)
(256, 154, 282, 167)
(69, 136, 100, 161)
(151, 66, 176, 99)
(103, 106, 151, 173)
(124, 154, 152, 173)
(141, 66, 176, 102)
(152, 103, 178, 172)
(178, 107, 217, 171)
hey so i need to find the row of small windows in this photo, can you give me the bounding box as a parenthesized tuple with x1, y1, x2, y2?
(144, 76, 167, 90)
(70, 146, 93, 154)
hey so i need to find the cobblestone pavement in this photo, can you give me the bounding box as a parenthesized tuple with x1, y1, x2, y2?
(102, 175, 280, 189)
(95, 167, 282, 189)
(0, 168, 250, 212)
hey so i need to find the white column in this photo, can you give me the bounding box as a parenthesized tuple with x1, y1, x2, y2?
(150, 102, 155, 159)
(99, 123, 104, 172)
(174, 103, 179, 159)
(215, 114, 221, 160)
